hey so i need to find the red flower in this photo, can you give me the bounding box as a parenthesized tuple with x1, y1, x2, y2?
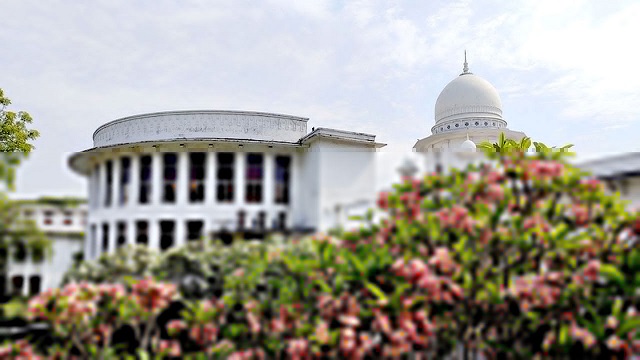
(584, 260, 601, 281)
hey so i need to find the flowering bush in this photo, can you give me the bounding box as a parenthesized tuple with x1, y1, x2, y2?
(6, 141, 640, 359)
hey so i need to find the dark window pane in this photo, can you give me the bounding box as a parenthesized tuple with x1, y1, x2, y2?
(12, 276, 24, 296)
(187, 220, 204, 241)
(102, 223, 110, 252)
(29, 276, 41, 296)
(160, 221, 175, 250)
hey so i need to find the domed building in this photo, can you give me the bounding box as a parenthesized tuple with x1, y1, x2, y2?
(69, 110, 384, 260)
(414, 54, 527, 171)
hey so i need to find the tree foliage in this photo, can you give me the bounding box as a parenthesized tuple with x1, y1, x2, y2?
(0, 88, 39, 190)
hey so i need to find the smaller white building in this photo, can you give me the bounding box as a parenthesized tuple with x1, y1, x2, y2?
(578, 153, 640, 210)
(6, 198, 86, 296)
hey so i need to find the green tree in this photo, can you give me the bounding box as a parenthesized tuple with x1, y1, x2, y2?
(0, 88, 47, 303)
(1, 88, 39, 190)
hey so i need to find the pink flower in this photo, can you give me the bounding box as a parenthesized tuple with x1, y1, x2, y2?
(287, 339, 309, 359)
(189, 324, 218, 346)
(232, 268, 245, 278)
(407, 259, 429, 281)
(167, 320, 186, 336)
(391, 258, 407, 277)
(606, 316, 619, 329)
(247, 313, 261, 334)
(584, 260, 600, 281)
(580, 178, 602, 192)
(339, 315, 360, 328)
(315, 321, 330, 343)
(159, 340, 181, 357)
(429, 247, 457, 274)
(606, 335, 623, 350)
(132, 277, 177, 314)
(377, 192, 390, 209)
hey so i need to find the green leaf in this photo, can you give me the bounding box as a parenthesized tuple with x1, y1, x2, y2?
(618, 317, 640, 336)
(315, 279, 332, 293)
(365, 282, 388, 302)
(599, 264, 625, 286)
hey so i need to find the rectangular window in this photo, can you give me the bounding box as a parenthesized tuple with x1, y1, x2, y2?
(15, 242, 27, 262)
(90, 224, 97, 258)
(139, 155, 153, 204)
(275, 156, 291, 204)
(28, 275, 41, 296)
(136, 221, 149, 245)
(186, 220, 204, 242)
(116, 221, 127, 248)
(159, 220, 175, 251)
(63, 211, 73, 226)
(162, 154, 177, 203)
(189, 153, 206, 203)
(216, 153, 234, 202)
(105, 160, 113, 207)
(23, 210, 33, 218)
(102, 223, 110, 252)
(120, 157, 131, 205)
(246, 153, 263, 203)
(277, 212, 287, 230)
(12, 276, 24, 296)
(43, 210, 54, 225)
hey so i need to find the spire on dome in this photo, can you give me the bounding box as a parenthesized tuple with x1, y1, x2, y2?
(461, 50, 471, 75)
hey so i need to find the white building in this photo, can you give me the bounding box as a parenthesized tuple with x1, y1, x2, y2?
(578, 153, 640, 210)
(413, 54, 527, 171)
(69, 110, 384, 260)
(6, 198, 86, 296)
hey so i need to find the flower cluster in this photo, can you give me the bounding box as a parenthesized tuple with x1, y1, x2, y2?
(131, 276, 178, 315)
(10, 138, 640, 359)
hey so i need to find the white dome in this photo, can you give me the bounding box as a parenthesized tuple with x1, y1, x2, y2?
(434, 73, 503, 125)
(460, 138, 476, 151)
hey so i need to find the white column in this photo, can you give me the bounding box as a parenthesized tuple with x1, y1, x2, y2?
(178, 151, 189, 205)
(99, 161, 107, 208)
(288, 153, 296, 229)
(264, 153, 274, 206)
(127, 219, 136, 246)
(176, 219, 186, 248)
(206, 151, 216, 204)
(149, 219, 160, 251)
(152, 152, 162, 205)
(235, 152, 245, 206)
(95, 223, 103, 259)
(113, 156, 121, 208)
(108, 220, 117, 253)
(130, 155, 140, 207)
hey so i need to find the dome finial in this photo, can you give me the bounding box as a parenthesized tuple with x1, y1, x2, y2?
(461, 50, 471, 75)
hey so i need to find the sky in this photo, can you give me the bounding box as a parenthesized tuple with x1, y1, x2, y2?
(2, 0, 640, 198)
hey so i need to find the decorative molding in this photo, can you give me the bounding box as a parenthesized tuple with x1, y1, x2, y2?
(435, 105, 503, 124)
(93, 111, 309, 148)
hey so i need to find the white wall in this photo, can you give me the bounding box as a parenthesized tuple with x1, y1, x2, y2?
(313, 140, 378, 232)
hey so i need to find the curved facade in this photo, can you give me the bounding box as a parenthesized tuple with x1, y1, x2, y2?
(70, 111, 384, 260)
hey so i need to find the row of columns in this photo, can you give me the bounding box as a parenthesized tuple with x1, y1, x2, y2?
(89, 218, 184, 259)
(90, 151, 283, 209)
